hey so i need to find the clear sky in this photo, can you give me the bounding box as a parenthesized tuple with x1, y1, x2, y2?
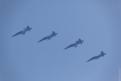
(0, 0, 121, 81)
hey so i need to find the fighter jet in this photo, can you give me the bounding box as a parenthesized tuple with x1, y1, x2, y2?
(64, 38, 84, 50)
(12, 26, 32, 37)
(86, 51, 106, 63)
(38, 31, 58, 43)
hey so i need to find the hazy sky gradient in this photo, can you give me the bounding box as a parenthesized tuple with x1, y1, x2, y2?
(0, 0, 121, 81)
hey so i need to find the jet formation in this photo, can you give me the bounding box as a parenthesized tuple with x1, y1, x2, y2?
(86, 51, 106, 63)
(12, 26, 32, 37)
(64, 38, 84, 50)
(38, 31, 58, 43)
(11, 26, 108, 64)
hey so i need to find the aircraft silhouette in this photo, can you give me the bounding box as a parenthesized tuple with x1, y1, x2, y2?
(12, 26, 32, 37)
(64, 38, 84, 50)
(38, 31, 58, 43)
(86, 51, 106, 62)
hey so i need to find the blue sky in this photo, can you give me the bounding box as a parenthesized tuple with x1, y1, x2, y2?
(0, 0, 121, 81)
